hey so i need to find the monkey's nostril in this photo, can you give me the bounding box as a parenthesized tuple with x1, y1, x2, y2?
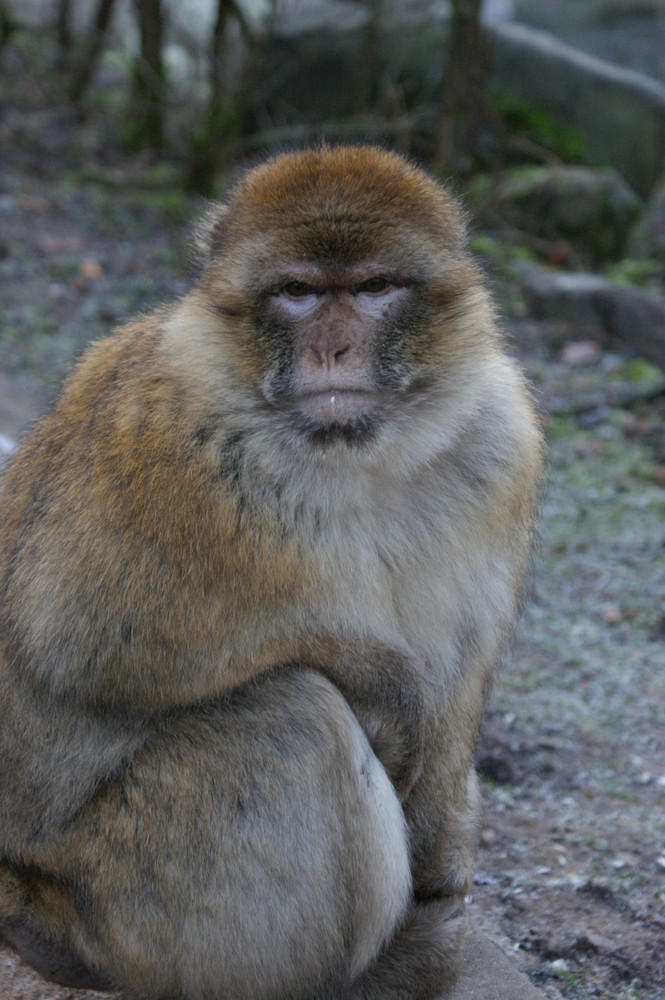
(334, 343, 351, 362)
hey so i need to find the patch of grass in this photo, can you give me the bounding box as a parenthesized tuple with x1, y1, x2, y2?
(547, 416, 576, 441)
(49, 255, 81, 281)
(624, 981, 651, 1000)
(122, 188, 189, 224)
(551, 966, 588, 990)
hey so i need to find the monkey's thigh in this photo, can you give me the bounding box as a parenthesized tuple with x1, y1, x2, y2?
(58, 670, 410, 999)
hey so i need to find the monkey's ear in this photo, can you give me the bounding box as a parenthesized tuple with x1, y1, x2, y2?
(193, 203, 230, 263)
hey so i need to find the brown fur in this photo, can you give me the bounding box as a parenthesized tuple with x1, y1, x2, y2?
(0, 145, 543, 998)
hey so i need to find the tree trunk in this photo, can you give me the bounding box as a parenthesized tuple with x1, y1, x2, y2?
(57, 0, 72, 55)
(350, 0, 383, 115)
(68, 0, 116, 104)
(185, 0, 277, 196)
(210, 0, 234, 100)
(0, 1, 16, 50)
(434, 0, 489, 174)
(184, 0, 236, 195)
(127, 0, 166, 149)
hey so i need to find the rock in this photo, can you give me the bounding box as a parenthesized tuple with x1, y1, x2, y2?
(491, 21, 665, 198)
(443, 932, 557, 1000)
(510, 0, 665, 85)
(0, 434, 16, 456)
(515, 261, 665, 367)
(0, 373, 49, 449)
(469, 166, 642, 262)
(258, 2, 451, 128)
(629, 170, 665, 260)
(0, 932, 556, 1000)
(477, 748, 516, 785)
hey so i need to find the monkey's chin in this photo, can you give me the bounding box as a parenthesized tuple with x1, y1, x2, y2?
(295, 414, 379, 447)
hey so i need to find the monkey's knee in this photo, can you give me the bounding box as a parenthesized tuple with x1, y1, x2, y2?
(262, 670, 413, 983)
(337, 691, 413, 979)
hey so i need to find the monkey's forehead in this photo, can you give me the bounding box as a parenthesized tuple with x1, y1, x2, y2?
(226, 146, 463, 241)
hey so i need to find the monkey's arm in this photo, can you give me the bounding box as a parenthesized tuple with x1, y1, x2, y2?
(302, 637, 427, 801)
(401, 414, 542, 900)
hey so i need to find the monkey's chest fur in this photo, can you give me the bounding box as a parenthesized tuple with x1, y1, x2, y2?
(0, 335, 522, 841)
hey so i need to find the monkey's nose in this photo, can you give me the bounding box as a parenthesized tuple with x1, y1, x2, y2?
(309, 342, 351, 372)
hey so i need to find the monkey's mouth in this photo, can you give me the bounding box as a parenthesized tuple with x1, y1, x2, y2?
(294, 389, 377, 425)
(291, 390, 380, 446)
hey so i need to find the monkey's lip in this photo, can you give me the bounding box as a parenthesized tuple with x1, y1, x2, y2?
(293, 389, 377, 424)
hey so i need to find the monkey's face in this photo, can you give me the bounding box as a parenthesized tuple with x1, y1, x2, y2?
(200, 146, 485, 449)
(253, 265, 421, 447)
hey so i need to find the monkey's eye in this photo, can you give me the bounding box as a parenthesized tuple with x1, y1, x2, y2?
(354, 277, 392, 295)
(281, 281, 317, 298)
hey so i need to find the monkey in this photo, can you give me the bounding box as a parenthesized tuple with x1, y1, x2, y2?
(0, 145, 543, 999)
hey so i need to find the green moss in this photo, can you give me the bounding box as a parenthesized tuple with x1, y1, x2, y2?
(466, 174, 492, 205)
(139, 163, 181, 189)
(604, 259, 664, 288)
(624, 358, 663, 384)
(500, 165, 551, 199)
(469, 233, 499, 257)
(469, 232, 537, 275)
(492, 89, 586, 163)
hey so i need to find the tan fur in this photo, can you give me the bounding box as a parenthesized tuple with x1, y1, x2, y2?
(0, 145, 543, 999)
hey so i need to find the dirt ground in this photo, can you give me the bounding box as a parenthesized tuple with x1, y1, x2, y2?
(1, 33, 665, 1000)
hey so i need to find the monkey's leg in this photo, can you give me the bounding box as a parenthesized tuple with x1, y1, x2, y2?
(348, 670, 488, 1000)
(346, 671, 486, 1000)
(1, 669, 411, 1000)
(405, 669, 485, 904)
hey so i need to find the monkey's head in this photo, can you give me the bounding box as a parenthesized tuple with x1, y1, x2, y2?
(195, 145, 495, 455)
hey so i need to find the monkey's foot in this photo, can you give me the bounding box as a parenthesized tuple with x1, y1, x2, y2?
(0, 916, 111, 992)
(350, 897, 466, 1000)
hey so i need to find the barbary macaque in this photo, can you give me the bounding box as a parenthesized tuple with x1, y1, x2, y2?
(0, 145, 543, 999)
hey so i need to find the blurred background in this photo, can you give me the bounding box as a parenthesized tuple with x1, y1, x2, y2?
(0, 2, 664, 998)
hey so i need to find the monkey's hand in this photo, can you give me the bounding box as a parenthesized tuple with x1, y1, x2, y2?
(306, 639, 427, 801)
(353, 701, 424, 801)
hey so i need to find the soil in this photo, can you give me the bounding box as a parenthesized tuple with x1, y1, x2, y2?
(1, 28, 665, 1000)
